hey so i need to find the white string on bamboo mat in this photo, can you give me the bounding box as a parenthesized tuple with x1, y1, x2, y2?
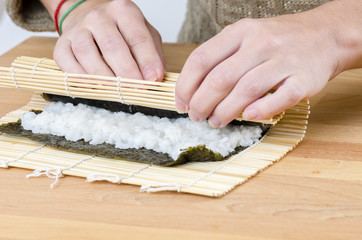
(0, 144, 45, 168)
(140, 136, 265, 193)
(32, 57, 48, 72)
(26, 155, 95, 189)
(10, 67, 20, 89)
(116, 76, 124, 104)
(63, 72, 74, 98)
(86, 164, 151, 184)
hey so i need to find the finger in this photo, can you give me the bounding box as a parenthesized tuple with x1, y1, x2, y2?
(208, 60, 290, 127)
(90, 20, 143, 80)
(187, 50, 271, 122)
(71, 29, 115, 76)
(175, 27, 242, 112)
(53, 38, 86, 74)
(147, 22, 166, 75)
(116, 8, 164, 81)
(242, 77, 306, 121)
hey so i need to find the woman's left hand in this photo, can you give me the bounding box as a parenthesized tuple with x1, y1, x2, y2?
(175, 9, 346, 127)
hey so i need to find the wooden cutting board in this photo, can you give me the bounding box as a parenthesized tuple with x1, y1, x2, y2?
(0, 37, 361, 240)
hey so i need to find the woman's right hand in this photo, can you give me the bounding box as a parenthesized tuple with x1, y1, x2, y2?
(53, 0, 165, 81)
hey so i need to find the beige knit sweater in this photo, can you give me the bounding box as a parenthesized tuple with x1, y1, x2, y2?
(178, 0, 332, 43)
(5, 0, 331, 43)
(5, 0, 55, 32)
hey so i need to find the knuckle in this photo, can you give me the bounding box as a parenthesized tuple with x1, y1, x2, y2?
(260, 34, 282, 50)
(53, 52, 64, 68)
(111, 1, 143, 19)
(189, 100, 208, 117)
(175, 81, 191, 103)
(212, 108, 234, 127)
(140, 60, 163, 74)
(220, 23, 240, 42)
(53, 45, 62, 62)
(237, 18, 258, 31)
(111, 0, 136, 11)
(242, 83, 260, 99)
(259, 107, 274, 119)
(238, 18, 284, 50)
(53, 53, 63, 70)
(188, 49, 209, 69)
(153, 29, 162, 42)
(241, 76, 263, 99)
(85, 9, 104, 22)
(221, 24, 235, 35)
(139, 63, 153, 74)
(98, 37, 118, 52)
(53, 51, 60, 62)
(175, 91, 189, 107)
(239, 17, 256, 25)
(285, 85, 304, 104)
(208, 68, 235, 92)
(127, 32, 149, 49)
(72, 39, 91, 55)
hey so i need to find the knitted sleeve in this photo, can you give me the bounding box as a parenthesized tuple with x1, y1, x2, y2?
(5, 0, 55, 32)
(177, 0, 218, 44)
(178, 0, 332, 44)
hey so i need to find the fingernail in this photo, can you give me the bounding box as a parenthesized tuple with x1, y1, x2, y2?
(208, 117, 221, 128)
(188, 109, 200, 122)
(175, 97, 188, 113)
(243, 108, 258, 121)
(176, 108, 187, 114)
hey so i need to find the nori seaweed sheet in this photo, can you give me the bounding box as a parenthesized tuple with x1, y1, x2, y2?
(43, 93, 187, 119)
(0, 96, 270, 166)
(0, 119, 248, 166)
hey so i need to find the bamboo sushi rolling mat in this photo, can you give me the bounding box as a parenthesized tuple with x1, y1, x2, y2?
(0, 94, 309, 197)
(0, 56, 284, 125)
(0, 57, 310, 197)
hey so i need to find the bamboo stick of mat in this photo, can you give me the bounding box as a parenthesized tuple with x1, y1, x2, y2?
(0, 56, 285, 124)
(0, 94, 309, 197)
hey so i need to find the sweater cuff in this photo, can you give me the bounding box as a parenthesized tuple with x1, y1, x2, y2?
(5, 0, 56, 32)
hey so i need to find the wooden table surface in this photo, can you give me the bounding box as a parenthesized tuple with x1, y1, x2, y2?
(0, 37, 361, 240)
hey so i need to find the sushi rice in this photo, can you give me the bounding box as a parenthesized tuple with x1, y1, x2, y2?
(20, 102, 263, 160)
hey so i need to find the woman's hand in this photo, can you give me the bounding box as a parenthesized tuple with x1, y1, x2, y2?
(53, 0, 165, 80)
(175, 5, 354, 127)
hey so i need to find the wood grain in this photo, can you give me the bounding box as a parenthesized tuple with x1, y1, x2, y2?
(0, 37, 361, 240)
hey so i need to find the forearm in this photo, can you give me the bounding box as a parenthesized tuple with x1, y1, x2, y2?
(39, 0, 60, 16)
(39, 0, 78, 20)
(309, 0, 362, 72)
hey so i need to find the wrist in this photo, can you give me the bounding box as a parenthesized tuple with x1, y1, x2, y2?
(57, 0, 111, 34)
(39, 0, 78, 19)
(57, 0, 79, 21)
(39, 0, 80, 34)
(58, 0, 87, 34)
(311, 1, 362, 73)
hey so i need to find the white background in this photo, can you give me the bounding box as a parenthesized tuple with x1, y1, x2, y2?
(0, 0, 188, 55)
